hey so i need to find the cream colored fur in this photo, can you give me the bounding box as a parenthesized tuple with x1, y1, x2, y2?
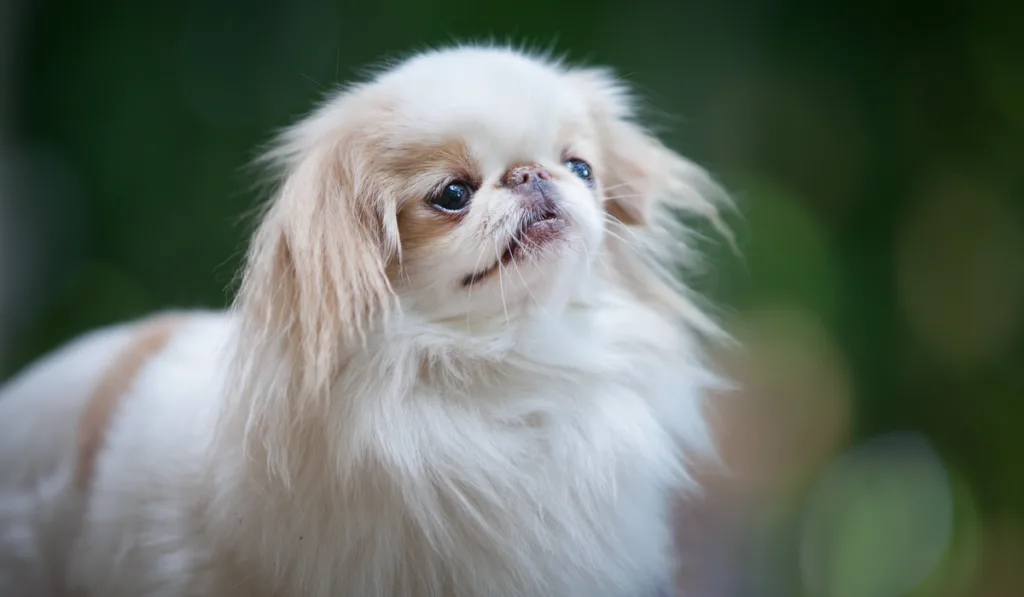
(0, 45, 731, 597)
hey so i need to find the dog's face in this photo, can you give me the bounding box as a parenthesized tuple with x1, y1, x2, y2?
(236, 46, 726, 393)
(376, 50, 607, 319)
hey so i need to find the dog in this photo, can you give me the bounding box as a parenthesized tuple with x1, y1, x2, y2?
(0, 45, 732, 597)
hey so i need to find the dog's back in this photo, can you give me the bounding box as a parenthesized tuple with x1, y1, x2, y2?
(0, 324, 138, 487)
(0, 322, 137, 595)
(0, 316, 190, 595)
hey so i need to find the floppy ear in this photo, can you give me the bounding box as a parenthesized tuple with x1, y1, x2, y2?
(231, 117, 398, 407)
(567, 68, 731, 232)
(567, 67, 734, 333)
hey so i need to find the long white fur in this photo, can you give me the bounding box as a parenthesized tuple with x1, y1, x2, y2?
(0, 45, 731, 597)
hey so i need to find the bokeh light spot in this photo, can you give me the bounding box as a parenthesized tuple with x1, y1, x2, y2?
(800, 432, 954, 597)
(709, 179, 841, 324)
(909, 468, 982, 597)
(713, 306, 853, 498)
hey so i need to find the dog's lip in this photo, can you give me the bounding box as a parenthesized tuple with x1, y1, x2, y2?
(460, 210, 566, 287)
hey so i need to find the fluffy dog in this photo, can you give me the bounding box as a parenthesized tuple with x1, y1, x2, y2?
(0, 45, 731, 597)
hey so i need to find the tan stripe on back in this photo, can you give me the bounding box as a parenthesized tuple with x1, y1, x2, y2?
(74, 314, 184, 489)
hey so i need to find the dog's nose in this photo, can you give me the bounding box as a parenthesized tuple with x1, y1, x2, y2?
(502, 164, 551, 188)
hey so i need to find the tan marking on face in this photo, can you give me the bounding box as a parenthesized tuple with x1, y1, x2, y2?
(606, 199, 643, 227)
(388, 137, 480, 279)
(387, 137, 479, 183)
(396, 199, 461, 249)
(74, 314, 184, 489)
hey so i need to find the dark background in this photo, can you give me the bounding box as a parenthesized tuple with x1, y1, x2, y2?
(1, 1, 1021, 595)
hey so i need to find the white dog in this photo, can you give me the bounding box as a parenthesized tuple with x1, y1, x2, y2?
(0, 45, 731, 597)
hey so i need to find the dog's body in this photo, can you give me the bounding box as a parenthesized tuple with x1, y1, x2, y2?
(0, 46, 729, 597)
(0, 300, 707, 596)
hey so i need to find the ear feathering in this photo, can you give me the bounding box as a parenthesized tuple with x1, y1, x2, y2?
(225, 92, 399, 478)
(567, 66, 736, 338)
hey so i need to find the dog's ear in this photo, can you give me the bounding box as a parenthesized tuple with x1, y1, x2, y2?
(566, 67, 734, 336)
(566, 67, 730, 234)
(232, 100, 398, 405)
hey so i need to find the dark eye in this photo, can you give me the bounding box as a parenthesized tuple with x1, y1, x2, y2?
(429, 181, 473, 213)
(565, 158, 593, 183)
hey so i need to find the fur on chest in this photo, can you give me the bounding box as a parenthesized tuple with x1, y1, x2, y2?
(220, 377, 686, 597)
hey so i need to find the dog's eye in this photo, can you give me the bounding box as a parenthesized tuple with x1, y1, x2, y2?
(565, 158, 593, 183)
(429, 182, 473, 213)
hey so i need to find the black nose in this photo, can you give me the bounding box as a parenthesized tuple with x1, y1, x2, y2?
(502, 164, 551, 188)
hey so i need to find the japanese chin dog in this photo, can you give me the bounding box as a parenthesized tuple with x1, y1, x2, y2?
(0, 45, 733, 597)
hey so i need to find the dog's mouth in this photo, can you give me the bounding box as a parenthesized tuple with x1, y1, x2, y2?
(461, 206, 568, 287)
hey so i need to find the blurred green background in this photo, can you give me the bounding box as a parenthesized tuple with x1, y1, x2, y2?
(0, 1, 1021, 596)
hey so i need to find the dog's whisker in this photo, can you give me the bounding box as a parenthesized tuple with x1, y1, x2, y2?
(602, 192, 646, 202)
(602, 212, 644, 237)
(576, 235, 594, 279)
(600, 180, 643, 193)
(493, 235, 510, 324)
(507, 234, 545, 314)
(465, 244, 490, 331)
(601, 228, 646, 260)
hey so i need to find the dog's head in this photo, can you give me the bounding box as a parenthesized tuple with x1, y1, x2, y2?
(234, 46, 728, 398)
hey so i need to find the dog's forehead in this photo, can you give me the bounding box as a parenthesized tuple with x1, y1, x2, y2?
(379, 50, 590, 164)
